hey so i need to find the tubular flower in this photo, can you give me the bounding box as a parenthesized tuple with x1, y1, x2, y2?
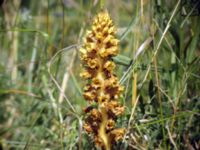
(80, 11, 125, 150)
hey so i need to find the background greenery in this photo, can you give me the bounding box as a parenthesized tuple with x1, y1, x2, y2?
(0, 0, 199, 149)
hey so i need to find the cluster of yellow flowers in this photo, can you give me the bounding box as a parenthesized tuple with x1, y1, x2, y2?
(80, 11, 125, 149)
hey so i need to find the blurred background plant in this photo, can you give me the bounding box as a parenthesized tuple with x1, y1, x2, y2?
(0, 0, 199, 149)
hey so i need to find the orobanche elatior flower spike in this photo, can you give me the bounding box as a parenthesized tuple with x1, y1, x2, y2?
(80, 11, 125, 150)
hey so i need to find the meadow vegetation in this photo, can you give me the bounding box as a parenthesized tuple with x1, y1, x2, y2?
(0, 0, 199, 149)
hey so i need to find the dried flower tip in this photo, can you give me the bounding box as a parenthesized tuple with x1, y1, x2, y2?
(83, 91, 96, 101)
(106, 119, 115, 131)
(94, 136, 104, 148)
(107, 101, 125, 116)
(80, 70, 92, 79)
(98, 93, 110, 103)
(87, 58, 99, 69)
(109, 128, 126, 142)
(104, 61, 115, 72)
(83, 123, 93, 133)
(90, 109, 101, 120)
(84, 106, 94, 113)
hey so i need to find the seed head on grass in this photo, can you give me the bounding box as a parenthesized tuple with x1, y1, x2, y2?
(79, 11, 125, 150)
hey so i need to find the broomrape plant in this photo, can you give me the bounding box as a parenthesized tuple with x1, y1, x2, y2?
(79, 11, 125, 150)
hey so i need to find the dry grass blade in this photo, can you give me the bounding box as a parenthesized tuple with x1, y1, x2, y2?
(47, 44, 80, 114)
(120, 37, 153, 84)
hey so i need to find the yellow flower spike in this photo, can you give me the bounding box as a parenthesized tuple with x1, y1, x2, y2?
(80, 11, 125, 150)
